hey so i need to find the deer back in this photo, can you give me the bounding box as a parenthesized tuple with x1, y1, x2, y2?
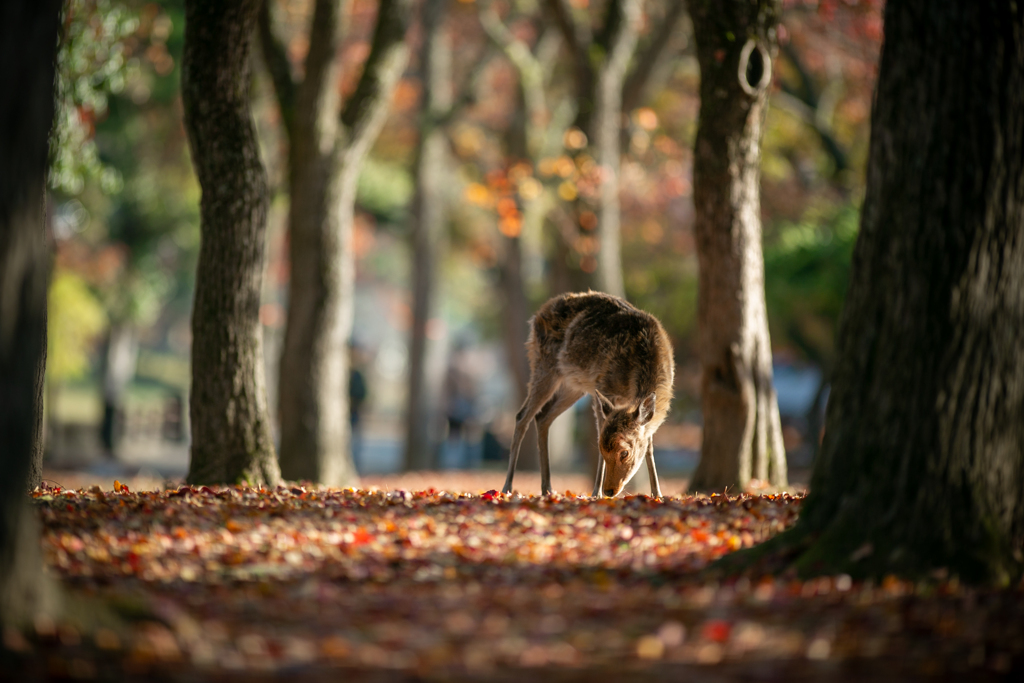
(527, 292, 674, 423)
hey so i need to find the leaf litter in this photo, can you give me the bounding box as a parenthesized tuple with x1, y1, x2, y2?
(4, 480, 1022, 680)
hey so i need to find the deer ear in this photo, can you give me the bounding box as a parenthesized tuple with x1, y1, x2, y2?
(638, 393, 657, 425)
(595, 393, 613, 418)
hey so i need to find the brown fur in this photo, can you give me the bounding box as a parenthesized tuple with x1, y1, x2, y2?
(502, 291, 675, 497)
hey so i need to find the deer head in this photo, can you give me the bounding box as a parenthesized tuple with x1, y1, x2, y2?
(595, 392, 657, 497)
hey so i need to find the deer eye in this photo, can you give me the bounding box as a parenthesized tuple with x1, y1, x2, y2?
(618, 449, 629, 463)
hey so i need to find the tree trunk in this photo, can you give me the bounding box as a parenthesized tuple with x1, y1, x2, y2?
(688, 0, 787, 493)
(0, 0, 63, 627)
(182, 0, 280, 487)
(275, 0, 349, 484)
(30, 302, 47, 489)
(498, 232, 542, 472)
(756, 0, 1024, 585)
(547, 0, 640, 299)
(266, 0, 409, 486)
(404, 0, 451, 472)
(590, 0, 639, 298)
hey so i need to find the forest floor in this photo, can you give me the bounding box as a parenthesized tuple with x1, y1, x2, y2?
(3, 472, 1022, 682)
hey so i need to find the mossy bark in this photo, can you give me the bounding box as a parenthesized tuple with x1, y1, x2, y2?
(182, 0, 281, 487)
(689, 0, 788, 493)
(719, 0, 1024, 586)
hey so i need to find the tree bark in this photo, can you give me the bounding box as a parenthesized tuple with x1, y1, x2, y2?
(689, 0, 788, 492)
(30, 302, 47, 489)
(182, 0, 281, 487)
(743, 0, 1024, 585)
(404, 0, 452, 472)
(0, 0, 63, 627)
(270, 0, 410, 485)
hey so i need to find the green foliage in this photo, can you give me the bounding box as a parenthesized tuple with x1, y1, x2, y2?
(50, 0, 139, 195)
(59, 0, 198, 330)
(358, 158, 414, 223)
(628, 260, 699, 352)
(764, 203, 859, 365)
(48, 269, 108, 382)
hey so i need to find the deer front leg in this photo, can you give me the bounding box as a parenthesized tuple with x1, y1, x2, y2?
(535, 389, 583, 496)
(591, 458, 606, 498)
(645, 437, 662, 498)
(590, 395, 607, 497)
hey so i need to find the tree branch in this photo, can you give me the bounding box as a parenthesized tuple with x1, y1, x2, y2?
(479, 4, 550, 157)
(257, 0, 297, 136)
(299, 0, 344, 115)
(420, 0, 452, 117)
(340, 0, 411, 155)
(622, 0, 688, 113)
(594, 0, 624, 53)
(437, 43, 496, 127)
(545, 0, 590, 74)
(772, 91, 849, 175)
(546, 0, 597, 133)
(777, 41, 849, 174)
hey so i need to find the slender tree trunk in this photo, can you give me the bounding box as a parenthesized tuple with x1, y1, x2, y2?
(498, 231, 542, 471)
(591, 0, 639, 298)
(755, 0, 1024, 584)
(265, 0, 409, 485)
(0, 0, 63, 627)
(688, 0, 787, 493)
(547, 0, 640, 299)
(404, 0, 451, 471)
(182, 0, 280, 487)
(499, 235, 531, 398)
(275, 0, 348, 484)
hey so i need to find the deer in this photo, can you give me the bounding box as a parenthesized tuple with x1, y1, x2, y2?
(501, 291, 675, 498)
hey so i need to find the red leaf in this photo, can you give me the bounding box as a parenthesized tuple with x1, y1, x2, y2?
(701, 620, 731, 643)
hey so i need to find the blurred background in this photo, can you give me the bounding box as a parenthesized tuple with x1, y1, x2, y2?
(44, 0, 882, 487)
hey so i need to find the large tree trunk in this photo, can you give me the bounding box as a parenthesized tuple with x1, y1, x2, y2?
(404, 0, 451, 472)
(182, 0, 281, 487)
(688, 0, 787, 493)
(0, 0, 63, 627)
(748, 0, 1024, 585)
(265, 0, 409, 485)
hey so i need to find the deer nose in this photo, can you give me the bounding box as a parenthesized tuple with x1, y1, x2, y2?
(603, 488, 616, 497)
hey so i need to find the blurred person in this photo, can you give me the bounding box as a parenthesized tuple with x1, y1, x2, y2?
(349, 343, 369, 473)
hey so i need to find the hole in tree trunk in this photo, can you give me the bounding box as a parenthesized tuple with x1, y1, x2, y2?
(738, 39, 771, 96)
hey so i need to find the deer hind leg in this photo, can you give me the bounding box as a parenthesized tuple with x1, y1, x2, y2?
(645, 437, 662, 498)
(502, 372, 560, 494)
(534, 388, 584, 496)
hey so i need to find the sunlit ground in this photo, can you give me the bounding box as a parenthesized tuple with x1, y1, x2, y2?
(4, 472, 1020, 681)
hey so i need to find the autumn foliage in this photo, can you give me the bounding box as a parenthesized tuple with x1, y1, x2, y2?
(4, 481, 1021, 679)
